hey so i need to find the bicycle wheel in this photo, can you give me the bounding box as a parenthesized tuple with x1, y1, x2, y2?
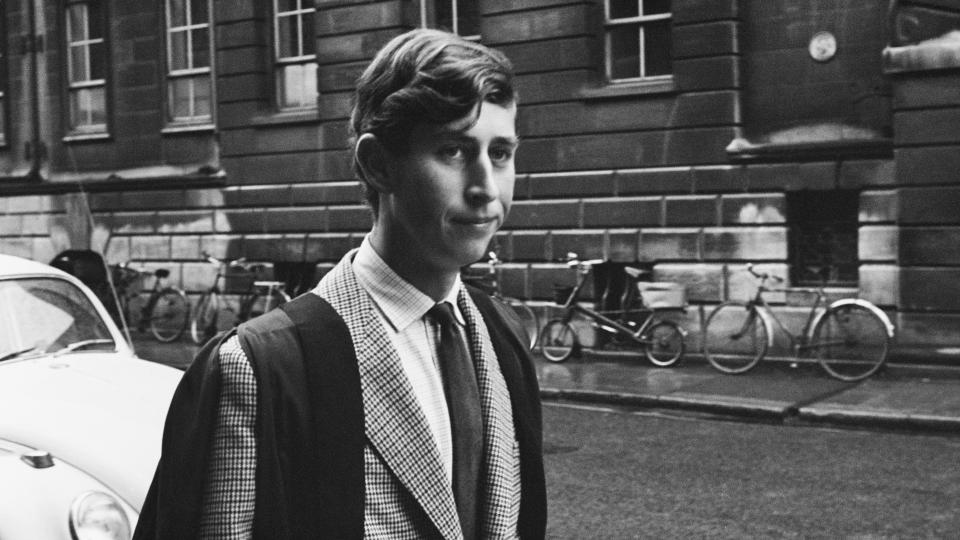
(812, 303, 890, 382)
(644, 320, 685, 367)
(190, 293, 219, 345)
(124, 293, 147, 332)
(703, 302, 767, 374)
(149, 288, 190, 342)
(503, 297, 540, 350)
(254, 288, 291, 317)
(540, 319, 578, 363)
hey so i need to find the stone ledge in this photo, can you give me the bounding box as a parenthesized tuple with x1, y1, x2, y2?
(884, 30, 960, 73)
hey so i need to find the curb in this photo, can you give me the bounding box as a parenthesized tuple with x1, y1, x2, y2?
(539, 386, 960, 435)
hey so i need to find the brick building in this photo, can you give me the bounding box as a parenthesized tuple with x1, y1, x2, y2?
(1, 0, 959, 361)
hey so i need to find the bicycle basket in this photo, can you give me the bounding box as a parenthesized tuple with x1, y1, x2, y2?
(111, 265, 144, 292)
(637, 281, 687, 309)
(223, 266, 257, 294)
(552, 285, 574, 305)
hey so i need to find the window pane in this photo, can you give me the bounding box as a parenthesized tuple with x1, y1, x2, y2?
(302, 12, 315, 55)
(168, 77, 193, 119)
(609, 0, 638, 20)
(457, 0, 480, 36)
(194, 75, 212, 117)
(278, 62, 317, 109)
(277, 14, 297, 58)
(168, 0, 187, 27)
(71, 87, 105, 129)
(643, 0, 670, 16)
(192, 27, 210, 68)
(608, 25, 640, 79)
(87, 1, 104, 40)
(88, 87, 106, 125)
(169, 30, 188, 71)
(69, 45, 88, 82)
(435, 0, 454, 32)
(276, 0, 299, 13)
(89, 41, 106, 80)
(67, 5, 86, 41)
(190, 0, 209, 24)
(643, 20, 672, 76)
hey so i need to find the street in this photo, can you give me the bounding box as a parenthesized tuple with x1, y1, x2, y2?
(542, 401, 960, 539)
(131, 337, 960, 537)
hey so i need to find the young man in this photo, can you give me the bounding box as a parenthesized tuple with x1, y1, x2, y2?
(134, 29, 546, 540)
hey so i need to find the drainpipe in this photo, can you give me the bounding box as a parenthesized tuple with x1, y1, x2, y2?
(25, 0, 44, 182)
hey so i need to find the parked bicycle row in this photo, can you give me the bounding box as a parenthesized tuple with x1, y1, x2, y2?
(502, 252, 895, 383)
(108, 252, 290, 345)
(104, 248, 896, 383)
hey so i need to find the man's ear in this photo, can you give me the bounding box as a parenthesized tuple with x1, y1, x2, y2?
(355, 134, 394, 194)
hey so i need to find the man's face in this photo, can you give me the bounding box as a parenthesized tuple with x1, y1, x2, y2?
(380, 101, 518, 273)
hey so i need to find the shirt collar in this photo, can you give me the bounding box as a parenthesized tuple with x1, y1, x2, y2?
(352, 236, 465, 332)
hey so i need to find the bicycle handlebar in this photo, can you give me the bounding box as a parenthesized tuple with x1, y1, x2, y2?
(745, 263, 784, 284)
(201, 251, 247, 268)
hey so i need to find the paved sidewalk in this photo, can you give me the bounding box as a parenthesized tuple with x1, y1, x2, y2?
(131, 334, 960, 434)
(536, 351, 960, 434)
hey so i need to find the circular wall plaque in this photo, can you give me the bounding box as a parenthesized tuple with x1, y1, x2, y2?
(809, 31, 837, 62)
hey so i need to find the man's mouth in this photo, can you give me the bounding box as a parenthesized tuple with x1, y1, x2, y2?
(452, 216, 497, 226)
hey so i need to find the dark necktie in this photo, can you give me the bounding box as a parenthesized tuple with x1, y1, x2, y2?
(428, 302, 482, 540)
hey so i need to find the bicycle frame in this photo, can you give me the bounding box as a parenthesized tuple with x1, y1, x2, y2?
(557, 261, 660, 346)
(741, 277, 894, 357)
(744, 284, 827, 354)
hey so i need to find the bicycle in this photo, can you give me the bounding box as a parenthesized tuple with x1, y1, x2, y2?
(702, 263, 896, 382)
(111, 262, 190, 343)
(461, 251, 540, 350)
(539, 253, 686, 366)
(189, 252, 292, 344)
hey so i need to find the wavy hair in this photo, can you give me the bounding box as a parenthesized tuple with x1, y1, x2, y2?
(349, 29, 517, 214)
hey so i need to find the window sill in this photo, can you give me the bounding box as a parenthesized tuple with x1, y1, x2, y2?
(726, 137, 893, 162)
(579, 77, 676, 100)
(62, 131, 111, 143)
(251, 109, 319, 127)
(162, 123, 215, 135)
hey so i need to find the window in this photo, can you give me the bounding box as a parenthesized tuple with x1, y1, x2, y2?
(604, 0, 672, 82)
(165, 0, 213, 126)
(419, 0, 480, 40)
(274, 0, 317, 110)
(65, 0, 107, 134)
(788, 190, 859, 287)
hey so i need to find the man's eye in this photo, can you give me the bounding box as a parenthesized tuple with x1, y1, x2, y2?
(490, 147, 514, 164)
(439, 146, 465, 159)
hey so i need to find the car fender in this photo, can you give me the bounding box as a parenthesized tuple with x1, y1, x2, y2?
(0, 440, 139, 539)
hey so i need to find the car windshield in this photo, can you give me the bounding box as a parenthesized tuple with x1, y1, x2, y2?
(0, 277, 115, 361)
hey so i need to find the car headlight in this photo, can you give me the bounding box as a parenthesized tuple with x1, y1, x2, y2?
(68, 491, 132, 540)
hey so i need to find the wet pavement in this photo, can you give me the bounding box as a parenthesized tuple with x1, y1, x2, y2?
(538, 350, 960, 434)
(129, 333, 960, 435)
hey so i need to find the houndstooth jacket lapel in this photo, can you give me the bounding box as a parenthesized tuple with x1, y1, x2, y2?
(458, 288, 522, 538)
(317, 252, 462, 540)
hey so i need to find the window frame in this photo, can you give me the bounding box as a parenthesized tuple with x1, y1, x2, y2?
(603, 0, 673, 84)
(163, 0, 215, 130)
(272, 0, 318, 112)
(419, 0, 481, 41)
(0, 10, 8, 146)
(63, 0, 110, 139)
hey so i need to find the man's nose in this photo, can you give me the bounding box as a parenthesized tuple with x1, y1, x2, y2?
(465, 154, 499, 205)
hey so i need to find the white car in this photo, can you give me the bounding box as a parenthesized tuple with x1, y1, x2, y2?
(0, 254, 181, 539)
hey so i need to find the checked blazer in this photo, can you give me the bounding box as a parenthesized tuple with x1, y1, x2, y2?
(135, 250, 546, 540)
(315, 252, 525, 539)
